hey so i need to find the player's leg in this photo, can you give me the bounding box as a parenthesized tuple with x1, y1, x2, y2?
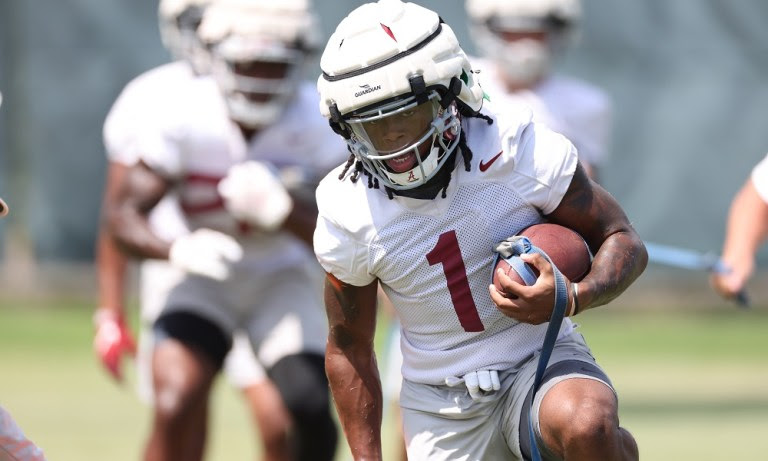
(399, 377, 515, 460)
(514, 332, 638, 461)
(538, 377, 638, 460)
(248, 265, 338, 461)
(223, 332, 292, 461)
(144, 311, 231, 461)
(0, 405, 47, 460)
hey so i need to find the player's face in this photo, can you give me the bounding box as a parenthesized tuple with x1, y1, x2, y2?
(495, 29, 548, 46)
(231, 60, 290, 103)
(361, 99, 435, 173)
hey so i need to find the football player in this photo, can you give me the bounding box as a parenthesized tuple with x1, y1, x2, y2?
(711, 152, 768, 301)
(466, 0, 611, 181)
(108, 1, 344, 460)
(314, 1, 646, 460)
(95, 0, 295, 460)
(381, 1, 614, 457)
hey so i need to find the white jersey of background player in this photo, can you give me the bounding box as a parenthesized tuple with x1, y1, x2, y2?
(314, 2, 645, 459)
(466, 0, 611, 180)
(98, 0, 264, 403)
(110, 1, 345, 459)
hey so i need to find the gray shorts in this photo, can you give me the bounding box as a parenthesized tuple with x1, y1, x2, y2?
(399, 331, 614, 461)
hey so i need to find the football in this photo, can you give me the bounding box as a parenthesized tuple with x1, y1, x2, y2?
(492, 223, 591, 292)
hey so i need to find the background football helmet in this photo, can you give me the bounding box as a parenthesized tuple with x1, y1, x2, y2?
(465, 0, 581, 86)
(197, 0, 320, 128)
(158, 0, 215, 74)
(317, 0, 485, 191)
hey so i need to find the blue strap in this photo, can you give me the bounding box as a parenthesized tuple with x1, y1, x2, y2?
(493, 236, 569, 461)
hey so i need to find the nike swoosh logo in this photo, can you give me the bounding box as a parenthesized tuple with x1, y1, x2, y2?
(478, 151, 503, 172)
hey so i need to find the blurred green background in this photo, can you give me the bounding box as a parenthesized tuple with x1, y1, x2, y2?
(1, 284, 767, 461)
(2, 1, 768, 460)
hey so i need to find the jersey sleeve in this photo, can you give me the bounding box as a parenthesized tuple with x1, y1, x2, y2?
(103, 80, 147, 166)
(313, 173, 376, 286)
(504, 122, 578, 215)
(751, 153, 768, 203)
(133, 122, 184, 178)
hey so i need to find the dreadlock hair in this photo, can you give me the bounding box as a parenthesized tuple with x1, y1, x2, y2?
(337, 109, 493, 200)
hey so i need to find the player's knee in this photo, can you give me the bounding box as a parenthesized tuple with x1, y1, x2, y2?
(268, 352, 337, 461)
(268, 352, 332, 419)
(555, 391, 620, 449)
(152, 363, 209, 421)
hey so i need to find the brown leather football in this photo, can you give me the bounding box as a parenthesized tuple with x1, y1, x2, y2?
(493, 223, 591, 291)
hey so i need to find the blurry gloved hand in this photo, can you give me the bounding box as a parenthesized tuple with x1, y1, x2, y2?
(218, 161, 293, 231)
(93, 308, 136, 383)
(169, 228, 243, 280)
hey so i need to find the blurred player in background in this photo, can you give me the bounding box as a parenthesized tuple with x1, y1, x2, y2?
(103, 0, 345, 460)
(314, 1, 645, 459)
(710, 153, 768, 301)
(1, 92, 46, 460)
(381, 1, 613, 458)
(95, 1, 294, 459)
(466, 0, 611, 181)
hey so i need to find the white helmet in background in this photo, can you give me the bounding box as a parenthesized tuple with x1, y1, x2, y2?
(158, 0, 215, 74)
(466, 0, 581, 86)
(198, 0, 320, 128)
(318, 0, 485, 192)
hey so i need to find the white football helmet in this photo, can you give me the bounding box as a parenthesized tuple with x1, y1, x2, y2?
(318, 0, 485, 192)
(198, 0, 320, 128)
(466, 0, 581, 86)
(158, 0, 214, 74)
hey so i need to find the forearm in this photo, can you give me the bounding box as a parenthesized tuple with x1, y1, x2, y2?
(721, 180, 768, 264)
(108, 163, 172, 260)
(576, 230, 647, 312)
(108, 205, 171, 260)
(96, 220, 128, 311)
(324, 275, 382, 459)
(326, 342, 383, 460)
(549, 163, 648, 313)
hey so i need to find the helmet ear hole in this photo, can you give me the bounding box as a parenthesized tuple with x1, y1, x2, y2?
(329, 103, 351, 139)
(330, 121, 351, 139)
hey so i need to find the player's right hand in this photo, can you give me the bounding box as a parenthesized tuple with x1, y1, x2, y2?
(93, 308, 136, 382)
(169, 228, 244, 280)
(710, 257, 751, 301)
(217, 161, 293, 231)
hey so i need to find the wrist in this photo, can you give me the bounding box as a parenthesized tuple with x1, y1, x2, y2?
(93, 307, 123, 327)
(568, 282, 580, 317)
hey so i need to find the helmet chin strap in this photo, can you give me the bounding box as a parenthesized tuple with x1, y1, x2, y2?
(391, 147, 459, 200)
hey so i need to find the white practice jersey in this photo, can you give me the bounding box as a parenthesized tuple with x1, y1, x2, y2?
(138, 79, 349, 272)
(102, 61, 192, 242)
(751, 153, 768, 203)
(473, 57, 612, 169)
(104, 61, 196, 166)
(314, 106, 578, 385)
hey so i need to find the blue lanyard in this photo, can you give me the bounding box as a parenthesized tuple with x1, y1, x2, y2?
(493, 236, 569, 461)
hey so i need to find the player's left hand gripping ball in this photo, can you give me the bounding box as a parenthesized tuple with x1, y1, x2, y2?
(218, 161, 293, 231)
(93, 309, 137, 382)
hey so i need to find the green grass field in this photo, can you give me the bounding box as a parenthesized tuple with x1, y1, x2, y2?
(1, 296, 767, 460)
